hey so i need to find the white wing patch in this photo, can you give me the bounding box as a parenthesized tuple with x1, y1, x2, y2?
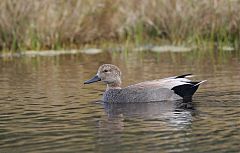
(128, 77, 192, 89)
(152, 78, 192, 89)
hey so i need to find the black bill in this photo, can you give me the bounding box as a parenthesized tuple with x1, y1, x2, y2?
(84, 75, 101, 84)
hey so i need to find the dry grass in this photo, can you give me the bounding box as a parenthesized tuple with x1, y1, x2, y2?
(0, 0, 240, 51)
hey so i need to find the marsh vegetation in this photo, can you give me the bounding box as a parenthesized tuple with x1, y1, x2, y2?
(0, 0, 240, 52)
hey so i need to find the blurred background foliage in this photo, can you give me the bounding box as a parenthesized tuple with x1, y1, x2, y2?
(0, 0, 239, 51)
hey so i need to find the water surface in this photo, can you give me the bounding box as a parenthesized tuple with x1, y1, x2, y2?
(0, 50, 239, 153)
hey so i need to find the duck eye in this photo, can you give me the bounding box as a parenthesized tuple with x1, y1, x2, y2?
(103, 70, 109, 73)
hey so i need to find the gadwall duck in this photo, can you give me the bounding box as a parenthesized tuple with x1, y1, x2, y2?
(84, 64, 206, 102)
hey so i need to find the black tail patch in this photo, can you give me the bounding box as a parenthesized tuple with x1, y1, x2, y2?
(175, 74, 192, 78)
(171, 82, 200, 98)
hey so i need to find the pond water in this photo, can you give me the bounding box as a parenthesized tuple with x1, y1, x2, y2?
(0, 50, 239, 153)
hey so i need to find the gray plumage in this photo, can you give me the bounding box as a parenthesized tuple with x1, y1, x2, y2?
(103, 87, 181, 102)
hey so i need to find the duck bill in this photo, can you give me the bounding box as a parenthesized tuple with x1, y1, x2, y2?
(84, 75, 101, 84)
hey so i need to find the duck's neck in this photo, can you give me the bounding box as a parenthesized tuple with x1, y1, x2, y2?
(106, 81, 121, 90)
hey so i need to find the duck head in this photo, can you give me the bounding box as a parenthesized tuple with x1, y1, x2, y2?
(84, 64, 122, 89)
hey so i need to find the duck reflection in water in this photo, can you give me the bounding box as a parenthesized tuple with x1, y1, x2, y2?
(97, 99, 196, 131)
